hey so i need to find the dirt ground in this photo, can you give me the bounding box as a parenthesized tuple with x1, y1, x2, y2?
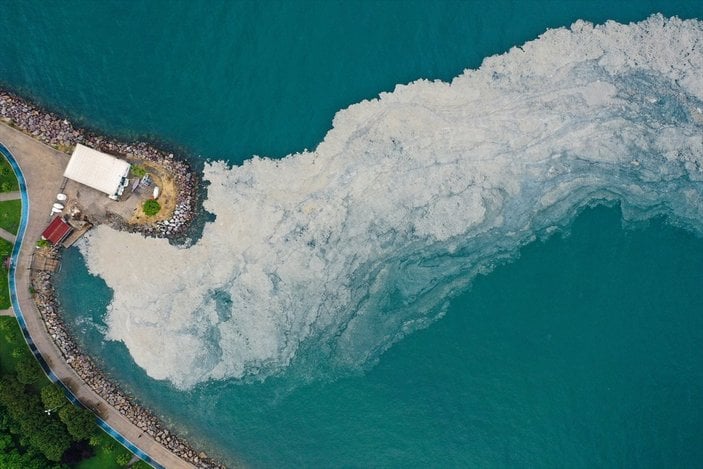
(61, 158, 177, 228)
(127, 160, 177, 224)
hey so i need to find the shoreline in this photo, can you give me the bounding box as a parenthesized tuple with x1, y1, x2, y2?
(0, 89, 227, 468)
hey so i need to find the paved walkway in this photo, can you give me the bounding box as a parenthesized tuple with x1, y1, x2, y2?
(0, 191, 21, 201)
(0, 307, 13, 316)
(0, 123, 193, 469)
(0, 226, 16, 243)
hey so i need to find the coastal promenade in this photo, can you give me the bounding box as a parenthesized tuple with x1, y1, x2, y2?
(0, 122, 194, 469)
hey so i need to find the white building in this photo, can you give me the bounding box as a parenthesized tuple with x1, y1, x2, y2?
(64, 144, 131, 199)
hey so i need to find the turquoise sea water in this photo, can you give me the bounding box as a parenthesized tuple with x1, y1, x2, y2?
(2, 1, 703, 467)
(57, 205, 703, 467)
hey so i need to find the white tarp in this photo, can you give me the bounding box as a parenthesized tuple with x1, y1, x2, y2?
(64, 144, 131, 197)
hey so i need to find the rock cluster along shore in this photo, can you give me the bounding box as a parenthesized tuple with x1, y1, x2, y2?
(0, 89, 197, 238)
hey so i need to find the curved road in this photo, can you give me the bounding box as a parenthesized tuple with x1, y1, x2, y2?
(0, 122, 193, 469)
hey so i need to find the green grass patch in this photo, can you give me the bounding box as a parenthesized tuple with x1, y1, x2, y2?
(0, 156, 19, 193)
(0, 237, 12, 309)
(0, 316, 38, 382)
(78, 431, 152, 469)
(0, 199, 21, 235)
(0, 317, 24, 374)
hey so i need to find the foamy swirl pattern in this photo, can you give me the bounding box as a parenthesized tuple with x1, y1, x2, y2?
(81, 15, 703, 389)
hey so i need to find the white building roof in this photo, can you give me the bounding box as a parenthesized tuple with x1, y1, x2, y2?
(64, 144, 131, 197)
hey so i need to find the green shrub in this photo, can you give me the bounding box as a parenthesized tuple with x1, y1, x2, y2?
(115, 448, 132, 465)
(142, 199, 161, 217)
(130, 165, 147, 178)
(36, 239, 50, 248)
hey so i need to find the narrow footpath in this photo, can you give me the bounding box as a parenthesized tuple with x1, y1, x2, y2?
(0, 122, 194, 469)
(0, 191, 21, 201)
(0, 226, 16, 243)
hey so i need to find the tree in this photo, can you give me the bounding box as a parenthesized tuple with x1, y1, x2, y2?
(0, 431, 14, 452)
(40, 385, 66, 412)
(58, 405, 97, 441)
(15, 356, 41, 385)
(0, 377, 72, 462)
(32, 421, 72, 462)
(0, 375, 25, 408)
(0, 448, 46, 469)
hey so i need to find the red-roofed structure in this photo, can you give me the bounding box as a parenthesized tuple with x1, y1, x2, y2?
(42, 217, 73, 245)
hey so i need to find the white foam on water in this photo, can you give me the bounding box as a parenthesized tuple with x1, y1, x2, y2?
(79, 15, 703, 389)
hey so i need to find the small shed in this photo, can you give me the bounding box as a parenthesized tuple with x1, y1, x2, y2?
(64, 144, 131, 199)
(42, 216, 73, 245)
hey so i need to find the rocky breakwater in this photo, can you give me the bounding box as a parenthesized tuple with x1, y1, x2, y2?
(31, 268, 225, 469)
(0, 89, 197, 239)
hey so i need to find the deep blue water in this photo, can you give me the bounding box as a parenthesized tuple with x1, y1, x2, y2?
(1, 1, 703, 466)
